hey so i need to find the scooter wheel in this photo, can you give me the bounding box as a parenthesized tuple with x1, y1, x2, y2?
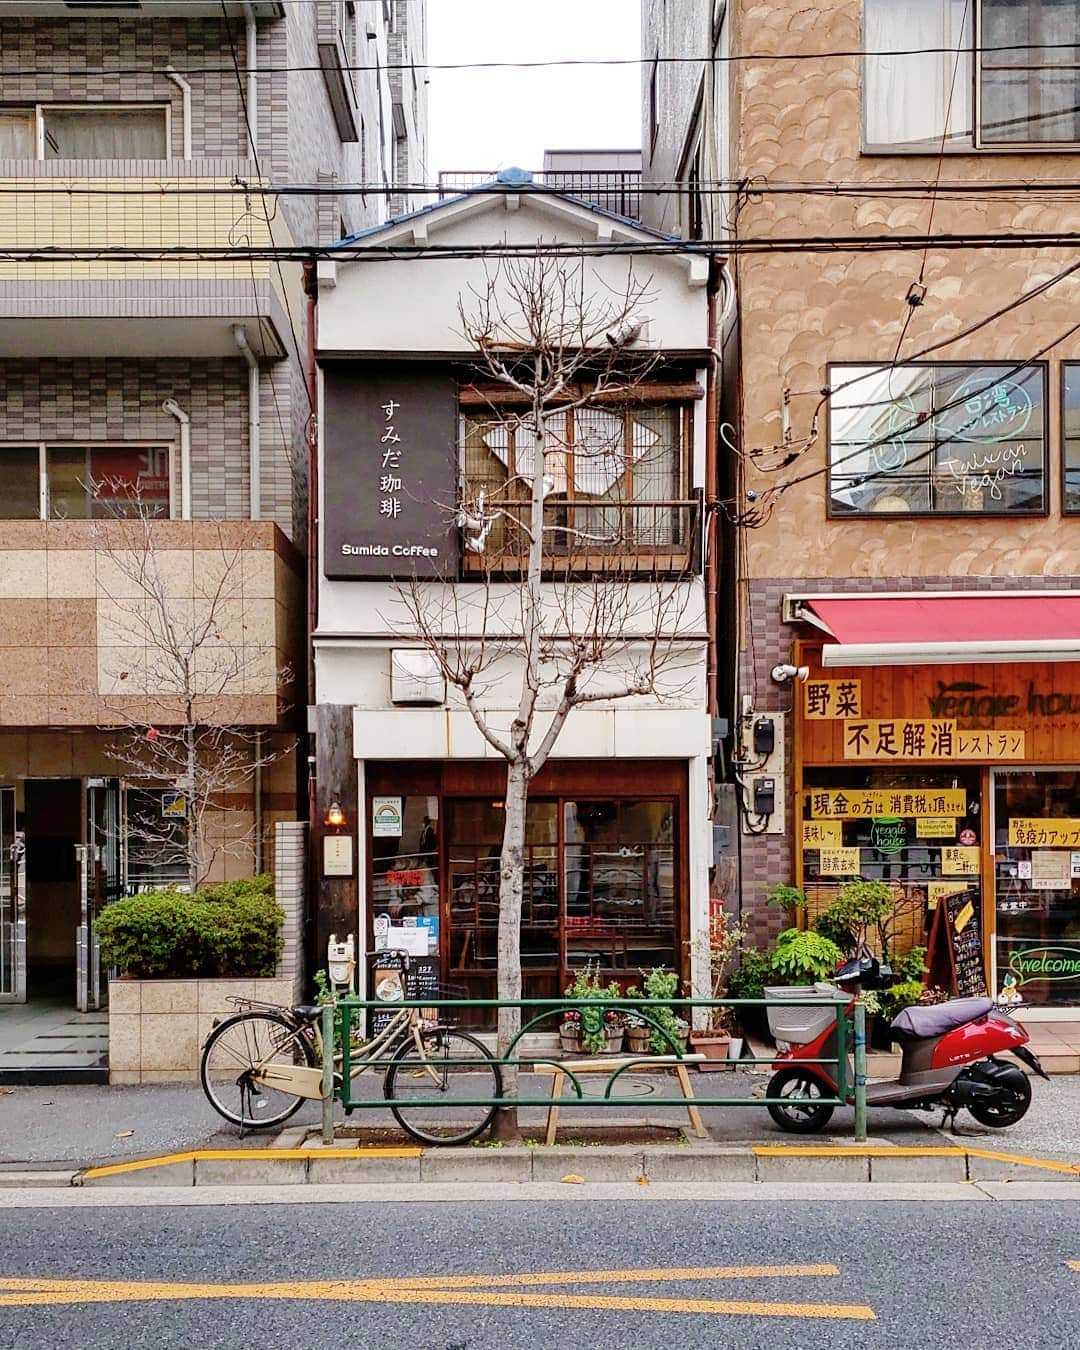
(766, 1067, 836, 1134)
(967, 1071, 1032, 1128)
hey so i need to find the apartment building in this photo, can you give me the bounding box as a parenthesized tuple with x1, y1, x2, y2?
(311, 173, 724, 1011)
(0, 0, 427, 1042)
(643, 0, 1080, 1015)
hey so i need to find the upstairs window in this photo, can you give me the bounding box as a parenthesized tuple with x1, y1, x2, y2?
(864, 0, 1080, 149)
(1061, 363, 1080, 512)
(828, 363, 1047, 516)
(0, 445, 172, 520)
(0, 105, 167, 159)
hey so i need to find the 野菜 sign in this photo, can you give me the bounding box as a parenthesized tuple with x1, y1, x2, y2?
(803, 679, 862, 720)
(842, 719, 1026, 761)
(809, 788, 967, 820)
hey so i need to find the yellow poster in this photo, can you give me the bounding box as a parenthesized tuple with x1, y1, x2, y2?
(941, 846, 980, 876)
(803, 679, 862, 720)
(802, 820, 843, 848)
(843, 719, 1026, 762)
(808, 788, 966, 820)
(819, 846, 861, 876)
(916, 817, 957, 839)
(953, 900, 975, 933)
(1009, 818, 1080, 849)
(927, 880, 968, 910)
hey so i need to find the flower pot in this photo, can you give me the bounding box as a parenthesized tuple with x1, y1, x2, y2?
(605, 1026, 625, 1053)
(626, 1027, 650, 1055)
(689, 1032, 732, 1071)
(559, 1028, 581, 1055)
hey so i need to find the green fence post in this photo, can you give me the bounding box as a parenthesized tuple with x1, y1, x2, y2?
(321, 1002, 336, 1146)
(853, 1000, 867, 1142)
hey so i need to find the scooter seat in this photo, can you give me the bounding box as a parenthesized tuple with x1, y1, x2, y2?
(890, 996, 996, 1040)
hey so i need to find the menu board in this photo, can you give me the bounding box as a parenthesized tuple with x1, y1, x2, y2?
(368, 951, 442, 1036)
(926, 887, 987, 998)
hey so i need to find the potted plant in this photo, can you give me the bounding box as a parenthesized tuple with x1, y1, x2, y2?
(625, 1008, 651, 1054)
(559, 1009, 582, 1054)
(604, 1008, 626, 1053)
(638, 966, 687, 1054)
(563, 963, 622, 1055)
(687, 906, 745, 1070)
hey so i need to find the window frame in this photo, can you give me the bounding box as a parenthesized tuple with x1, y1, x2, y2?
(862, 0, 1080, 154)
(0, 441, 175, 521)
(1060, 360, 1080, 515)
(825, 359, 1051, 521)
(0, 103, 171, 161)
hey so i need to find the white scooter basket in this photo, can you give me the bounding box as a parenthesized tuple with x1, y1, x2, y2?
(765, 983, 845, 1045)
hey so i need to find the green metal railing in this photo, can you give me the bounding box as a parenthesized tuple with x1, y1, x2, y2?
(321, 994, 870, 1145)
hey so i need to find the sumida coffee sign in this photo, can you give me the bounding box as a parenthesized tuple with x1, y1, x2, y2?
(322, 364, 460, 579)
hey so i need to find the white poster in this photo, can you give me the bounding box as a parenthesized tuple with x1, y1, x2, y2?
(372, 796, 403, 837)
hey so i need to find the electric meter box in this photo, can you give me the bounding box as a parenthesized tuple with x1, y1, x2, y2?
(390, 649, 446, 705)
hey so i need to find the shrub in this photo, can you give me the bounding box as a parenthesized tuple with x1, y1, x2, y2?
(889, 946, 927, 984)
(728, 948, 770, 1002)
(96, 875, 283, 979)
(766, 928, 844, 984)
(880, 980, 926, 1024)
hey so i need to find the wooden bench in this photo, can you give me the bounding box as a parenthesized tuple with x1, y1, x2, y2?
(530, 1054, 707, 1144)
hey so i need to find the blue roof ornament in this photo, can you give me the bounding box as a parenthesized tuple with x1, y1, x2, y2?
(496, 166, 533, 186)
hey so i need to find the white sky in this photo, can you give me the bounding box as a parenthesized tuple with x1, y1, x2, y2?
(425, 0, 642, 179)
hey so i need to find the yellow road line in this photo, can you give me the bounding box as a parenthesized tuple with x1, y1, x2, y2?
(1066, 1261, 1080, 1272)
(80, 1146, 422, 1180)
(360, 1264, 842, 1289)
(0, 1276, 874, 1319)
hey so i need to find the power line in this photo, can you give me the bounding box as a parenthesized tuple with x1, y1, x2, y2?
(0, 41, 1073, 78)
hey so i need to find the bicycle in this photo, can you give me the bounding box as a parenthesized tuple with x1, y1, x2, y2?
(199, 951, 502, 1146)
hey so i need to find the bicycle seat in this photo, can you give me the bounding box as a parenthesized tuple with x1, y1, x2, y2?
(293, 1005, 324, 1023)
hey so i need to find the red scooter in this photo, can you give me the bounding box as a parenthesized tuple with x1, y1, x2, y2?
(766, 954, 1048, 1133)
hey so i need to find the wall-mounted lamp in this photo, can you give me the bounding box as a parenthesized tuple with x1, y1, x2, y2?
(325, 799, 346, 828)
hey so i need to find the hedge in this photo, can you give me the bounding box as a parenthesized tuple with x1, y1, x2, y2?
(96, 874, 284, 979)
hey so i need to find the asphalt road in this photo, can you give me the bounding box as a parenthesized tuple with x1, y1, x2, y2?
(0, 1193, 1077, 1349)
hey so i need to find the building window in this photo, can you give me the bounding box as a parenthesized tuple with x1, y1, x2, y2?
(1062, 363, 1080, 512)
(0, 105, 168, 160)
(864, 0, 1080, 149)
(461, 401, 692, 566)
(0, 445, 171, 520)
(828, 363, 1047, 516)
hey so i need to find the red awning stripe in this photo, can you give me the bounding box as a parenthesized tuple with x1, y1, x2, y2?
(803, 596, 1080, 647)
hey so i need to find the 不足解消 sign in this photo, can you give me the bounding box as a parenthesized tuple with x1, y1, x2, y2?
(322, 364, 460, 579)
(809, 788, 967, 819)
(842, 719, 1026, 762)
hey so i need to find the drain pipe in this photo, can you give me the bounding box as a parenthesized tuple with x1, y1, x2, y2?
(162, 399, 191, 520)
(242, 2, 258, 159)
(164, 67, 192, 160)
(233, 325, 261, 519)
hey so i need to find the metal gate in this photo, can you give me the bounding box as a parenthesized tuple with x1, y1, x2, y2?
(0, 787, 25, 1003)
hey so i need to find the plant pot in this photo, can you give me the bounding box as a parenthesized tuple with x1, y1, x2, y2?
(626, 1027, 650, 1055)
(605, 1026, 625, 1053)
(689, 1032, 731, 1071)
(559, 1028, 581, 1055)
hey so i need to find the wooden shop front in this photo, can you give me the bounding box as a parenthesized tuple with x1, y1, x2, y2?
(795, 646, 1080, 1010)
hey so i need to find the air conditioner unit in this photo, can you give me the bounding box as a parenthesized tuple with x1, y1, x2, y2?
(390, 649, 445, 705)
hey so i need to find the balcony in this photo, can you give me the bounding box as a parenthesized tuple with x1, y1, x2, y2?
(438, 168, 643, 223)
(460, 497, 701, 578)
(0, 520, 301, 728)
(0, 166, 292, 359)
(0, 3, 282, 16)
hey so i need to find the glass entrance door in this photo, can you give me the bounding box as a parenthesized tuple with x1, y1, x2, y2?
(77, 779, 121, 1012)
(0, 787, 25, 1003)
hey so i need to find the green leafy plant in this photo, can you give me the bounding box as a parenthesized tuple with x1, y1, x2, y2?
(563, 962, 622, 1053)
(766, 883, 807, 911)
(634, 966, 686, 1053)
(766, 928, 844, 984)
(814, 880, 895, 956)
(880, 980, 926, 1024)
(96, 875, 283, 979)
(685, 906, 745, 1031)
(727, 948, 770, 1002)
(889, 946, 927, 984)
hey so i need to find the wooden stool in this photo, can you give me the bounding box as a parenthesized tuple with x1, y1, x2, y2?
(531, 1054, 707, 1145)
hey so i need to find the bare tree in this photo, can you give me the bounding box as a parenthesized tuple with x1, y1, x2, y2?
(91, 490, 292, 891)
(398, 254, 699, 1135)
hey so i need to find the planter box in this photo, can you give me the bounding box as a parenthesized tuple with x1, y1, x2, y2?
(108, 976, 297, 1084)
(689, 1032, 732, 1071)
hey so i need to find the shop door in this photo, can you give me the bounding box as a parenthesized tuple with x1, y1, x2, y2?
(0, 788, 25, 1003)
(76, 780, 120, 1013)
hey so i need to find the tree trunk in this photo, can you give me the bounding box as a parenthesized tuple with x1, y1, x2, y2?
(185, 724, 198, 892)
(493, 757, 528, 1140)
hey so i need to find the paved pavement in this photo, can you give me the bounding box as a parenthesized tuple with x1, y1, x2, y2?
(0, 1190, 1078, 1347)
(1, 1067, 1076, 1171)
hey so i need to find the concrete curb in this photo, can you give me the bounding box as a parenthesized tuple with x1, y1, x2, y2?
(68, 1142, 1080, 1188)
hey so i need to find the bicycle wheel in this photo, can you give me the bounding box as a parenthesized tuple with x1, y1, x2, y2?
(200, 1011, 316, 1130)
(384, 1028, 502, 1146)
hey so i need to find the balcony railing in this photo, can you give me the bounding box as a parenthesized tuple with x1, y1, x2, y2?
(460, 497, 700, 577)
(438, 169, 642, 222)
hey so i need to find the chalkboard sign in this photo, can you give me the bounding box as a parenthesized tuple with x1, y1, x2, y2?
(925, 886, 987, 998)
(369, 952, 441, 1036)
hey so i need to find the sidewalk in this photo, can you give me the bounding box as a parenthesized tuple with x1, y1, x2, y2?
(2, 1069, 1078, 1174)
